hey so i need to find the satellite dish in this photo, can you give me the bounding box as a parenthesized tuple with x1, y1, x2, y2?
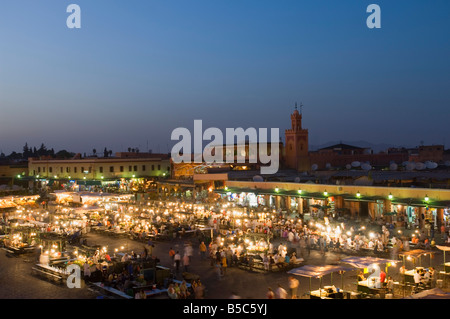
(294, 177, 301, 183)
(426, 161, 438, 169)
(345, 164, 352, 170)
(325, 163, 332, 169)
(252, 175, 264, 182)
(389, 163, 398, 171)
(351, 161, 361, 167)
(402, 161, 409, 167)
(361, 163, 372, 170)
(406, 162, 416, 170)
(311, 164, 318, 171)
(415, 162, 425, 170)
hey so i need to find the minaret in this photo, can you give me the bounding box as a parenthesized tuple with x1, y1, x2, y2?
(285, 103, 310, 171)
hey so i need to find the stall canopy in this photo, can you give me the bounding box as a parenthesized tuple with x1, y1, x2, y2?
(403, 288, 450, 299)
(288, 265, 354, 278)
(340, 256, 400, 269)
(399, 249, 433, 258)
(436, 245, 450, 252)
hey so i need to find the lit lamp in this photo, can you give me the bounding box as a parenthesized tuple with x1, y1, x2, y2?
(388, 193, 393, 200)
(323, 190, 328, 196)
(356, 191, 361, 198)
(424, 195, 429, 202)
(298, 189, 302, 195)
(275, 187, 279, 193)
(224, 186, 228, 191)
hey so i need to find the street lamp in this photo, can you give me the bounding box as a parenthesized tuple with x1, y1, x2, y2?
(298, 189, 302, 195)
(388, 193, 393, 200)
(424, 195, 429, 202)
(356, 191, 361, 198)
(323, 190, 328, 197)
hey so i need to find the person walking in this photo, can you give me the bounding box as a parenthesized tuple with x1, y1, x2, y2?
(221, 255, 228, 275)
(288, 276, 299, 299)
(174, 251, 181, 273)
(275, 283, 288, 299)
(169, 247, 175, 263)
(199, 241, 207, 260)
(266, 287, 275, 299)
(183, 254, 190, 272)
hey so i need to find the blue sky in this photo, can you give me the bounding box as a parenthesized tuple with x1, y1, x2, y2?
(0, 0, 449, 154)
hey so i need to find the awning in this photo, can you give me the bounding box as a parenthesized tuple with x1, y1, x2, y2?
(287, 265, 354, 278)
(340, 256, 400, 269)
(436, 245, 450, 252)
(77, 180, 102, 186)
(399, 249, 433, 258)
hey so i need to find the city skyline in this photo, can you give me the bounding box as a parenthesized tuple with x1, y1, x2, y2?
(1, 0, 449, 154)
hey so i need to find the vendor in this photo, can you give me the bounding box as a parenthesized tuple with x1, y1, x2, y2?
(357, 271, 365, 282)
(380, 270, 386, 285)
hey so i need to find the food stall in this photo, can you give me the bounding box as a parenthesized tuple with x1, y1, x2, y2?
(436, 245, 450, 273)
(2, 224, 40, 256)
(340, 256, 400, 297)
(287, 265, 354, 299)
(32, 233, 75, 284)
(399, 249, 434, 283)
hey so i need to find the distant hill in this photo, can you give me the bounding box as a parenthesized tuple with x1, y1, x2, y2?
(309, 140, 416, 153)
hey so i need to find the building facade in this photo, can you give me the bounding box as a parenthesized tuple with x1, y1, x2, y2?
(28, 154, 170, 181)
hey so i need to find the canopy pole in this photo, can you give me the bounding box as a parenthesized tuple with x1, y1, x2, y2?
(320, 276, 323, 298)
(309, 277, 312, 298)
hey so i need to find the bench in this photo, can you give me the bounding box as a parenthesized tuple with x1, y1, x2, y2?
(91, 282, 133, 299)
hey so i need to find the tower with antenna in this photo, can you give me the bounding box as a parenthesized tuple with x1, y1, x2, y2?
(285, 102, 310, 171)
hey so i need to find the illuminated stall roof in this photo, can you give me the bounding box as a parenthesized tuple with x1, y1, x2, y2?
(340, 256, 400, 269)
(287, 265, 354, 278)
(398, 249, 433, 258)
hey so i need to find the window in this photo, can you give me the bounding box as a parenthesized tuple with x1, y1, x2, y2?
(152, 165, 155, 171)
(120, 166, 124, 172)
(134, 165, 137, 171)
(99, 167, 103, 173)
(38, 167, 41, 173)
(142, 165, 146, 171)
(43, 167, 46, 173)
(49, 167, 53, 173)
(158, 165, 161, 170)
(81, 167, 84, 173)
(60, 167, 63, 173)
(74, 167, 77, 173)
(66, 167, 70, 173)
(129, 166, 132, 172)
(110, 166, 114, 172)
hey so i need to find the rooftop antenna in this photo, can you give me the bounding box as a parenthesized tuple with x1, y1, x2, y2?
(299, 102, 303, 114)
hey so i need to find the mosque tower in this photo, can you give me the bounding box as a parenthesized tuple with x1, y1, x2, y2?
(284, 103, 310, 171)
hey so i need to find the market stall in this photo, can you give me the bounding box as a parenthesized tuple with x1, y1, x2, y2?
(287, 265, 354, 299)
(340, 256, 400, 297)
(2, 223, 40, 256)
(398, 249, 434, 295)
(436, 245, 450, 273)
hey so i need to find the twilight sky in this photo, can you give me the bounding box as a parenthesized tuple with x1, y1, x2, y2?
(0, 0, 449, 155)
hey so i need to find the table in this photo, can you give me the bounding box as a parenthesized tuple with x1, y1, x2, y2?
(91, 282, 133, 299)
(357, 280, 387, 296)
(144, 288, 168, 298)
(310, 288, 344, 299)
(444, 262, 450, 273)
